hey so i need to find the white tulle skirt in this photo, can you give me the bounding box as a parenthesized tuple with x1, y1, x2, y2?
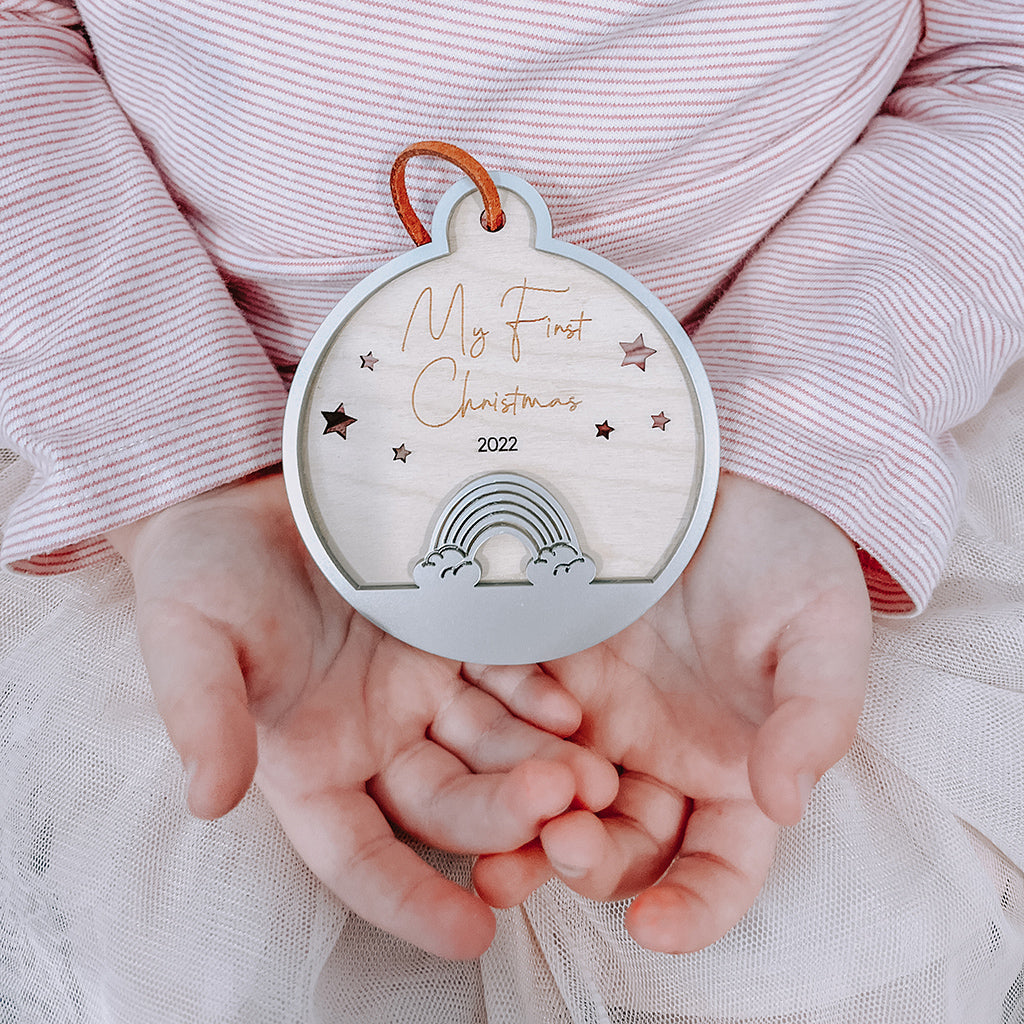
(3, 365, 1023, 1023)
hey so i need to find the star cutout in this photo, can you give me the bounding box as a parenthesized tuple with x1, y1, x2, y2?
(392, 443, 412, 462)
(595, 420, 614, 439)
(651, 411, 671, 430)
(321, 404, 357, 438)
(360, 351, 379, 371)
(619, 333, 657, 371)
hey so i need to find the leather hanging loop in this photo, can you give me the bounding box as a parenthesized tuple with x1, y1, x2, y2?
(391, 141, 506, 246)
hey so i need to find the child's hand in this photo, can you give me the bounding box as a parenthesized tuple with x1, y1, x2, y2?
(107, 470, 618, 960)
(472, 473, 872, 954)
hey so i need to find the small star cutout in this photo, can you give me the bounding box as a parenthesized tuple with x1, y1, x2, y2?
(595, 420, 614, 439)
(392, 443, 412, 462)
(620, 333, 657, 371)
(322, 404, 357, 438)
(651, 411, 671, 430)
(360, 351, 379, 371)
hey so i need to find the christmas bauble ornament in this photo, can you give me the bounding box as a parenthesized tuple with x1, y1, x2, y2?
(283, 143, 718, 663)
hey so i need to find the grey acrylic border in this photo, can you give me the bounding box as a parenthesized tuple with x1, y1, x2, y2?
(283, 171, 720, 663)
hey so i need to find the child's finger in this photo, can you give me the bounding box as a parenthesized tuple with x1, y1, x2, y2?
(537, 774, 690, 901)
(624, 797, 778, 954)
(370, 740, 580, 853)
(136, 600, 257, 819)
(750, 694, 861, 826)
(472, 842, 554, 908)
(258, 779, 497, 960)
(462, 662, 582, 736)
(429, 682, 619, 812)
(749, 586, 871, 826)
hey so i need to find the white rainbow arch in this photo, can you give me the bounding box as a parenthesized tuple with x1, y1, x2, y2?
(427, 474, 580, 560)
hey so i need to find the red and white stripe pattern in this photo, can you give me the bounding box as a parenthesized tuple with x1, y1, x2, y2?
(1, 0, 1022, 613)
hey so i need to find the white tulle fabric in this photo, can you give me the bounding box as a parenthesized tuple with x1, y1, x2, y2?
(2, 367, 1023, 1022)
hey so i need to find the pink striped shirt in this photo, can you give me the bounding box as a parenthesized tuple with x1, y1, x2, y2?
(1, 0, 1022, 613)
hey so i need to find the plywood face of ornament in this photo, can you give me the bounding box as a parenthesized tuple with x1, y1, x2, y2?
(284, 172, 718, 664)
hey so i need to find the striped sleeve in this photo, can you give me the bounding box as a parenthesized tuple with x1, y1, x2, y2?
(694, 0, 1024, 614)
(0, 2, 287, 573)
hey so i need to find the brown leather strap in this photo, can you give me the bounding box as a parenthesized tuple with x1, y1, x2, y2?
(390, 141, 505, 246)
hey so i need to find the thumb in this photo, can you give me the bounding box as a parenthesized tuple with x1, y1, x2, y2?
(137, 600, 258, 819)
(749, 588, 871, 826)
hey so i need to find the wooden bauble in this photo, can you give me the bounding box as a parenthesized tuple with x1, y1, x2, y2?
(284, 173, 718, 663)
